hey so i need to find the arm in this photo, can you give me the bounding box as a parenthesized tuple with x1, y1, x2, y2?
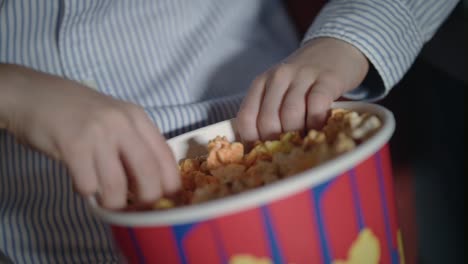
(235, 0, 458, 142)
(303, 0, 460, 100)
(0, 64, 17, 129)
(0, 63, 179, 209)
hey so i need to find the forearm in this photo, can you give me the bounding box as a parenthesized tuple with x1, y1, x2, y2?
(0, 64, 15, 129)
(0, 63, 29, 130)
(302, 0, 459, 99)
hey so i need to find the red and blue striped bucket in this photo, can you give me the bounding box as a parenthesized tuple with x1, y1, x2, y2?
(89, 102, 402, 264)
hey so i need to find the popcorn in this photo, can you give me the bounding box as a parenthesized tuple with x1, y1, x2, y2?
(244, 161, 279, 187)
(244, 131, 301, 167)
(324, 109, 382, 142)
(179, 158, 201, 174)
(350, 114, 381, 140)
(274, 148, 319, 177)
(210, 164, 246, 184)
(206, 136, 244, 170)
(244, 143, 271, 166)
(191, 184, 230, 204)
(332, 132, 356, 154)
(127, 109, 382, 210)
(153, 198, 175, 210)
(303, 130, 326, 149)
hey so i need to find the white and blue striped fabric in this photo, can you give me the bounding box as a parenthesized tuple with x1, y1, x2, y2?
(0, 0, 458, 262)
(304, 0, 459, 100)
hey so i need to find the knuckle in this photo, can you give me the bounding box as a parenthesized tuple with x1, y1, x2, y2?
(296, 66, 316, 79)
(86, 118, 107, 135)
(318, 70, 337, 80)
(124, 104, 154, 129)
(60, 140, 86, 161)
(307, 92, 331, 106)
(273, 64, 294, 78)
(100, 106, 128, 125)
(257, 114, 277, 132)
(319, 70, 345, 88)
(267, 65, 295, 89)
(101, 177, 126, 195)
(72, 120, 109, 147)
(81, 106, 133, 140)
(251, 75, 266, 88)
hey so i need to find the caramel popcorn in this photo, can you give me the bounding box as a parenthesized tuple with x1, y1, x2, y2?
(206, 136, 244, 170)
(153, 198, 175, 210)
(324, 109, 381, 143)
(128, 109, 382, 210)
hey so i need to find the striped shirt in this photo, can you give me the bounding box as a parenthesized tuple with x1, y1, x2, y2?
(0, 0, 458, 262)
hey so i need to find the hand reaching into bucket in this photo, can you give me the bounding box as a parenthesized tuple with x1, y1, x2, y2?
(0, 64, 180, 210)
(236, 37, 369, 143)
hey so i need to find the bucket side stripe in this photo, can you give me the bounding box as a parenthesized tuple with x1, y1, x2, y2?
(311, 181, 332, 263)
(127, 228, 146, 264)
(375, 152, 399, 264)
(260, 206, 284, 264)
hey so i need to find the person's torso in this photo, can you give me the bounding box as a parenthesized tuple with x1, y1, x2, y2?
(0, 0, 298, 134)
(0, 1, 298, 262)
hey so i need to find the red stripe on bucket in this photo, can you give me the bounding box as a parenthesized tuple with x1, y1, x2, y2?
(111, 226, 142, 264)
(213, 207, 270, 258)
(131, 226, 181, 264)
(184, 223, 225, 263)
(321, 172, 360, 260)
(268, 190, 322, 263)
(354, 154, 391, 262)
(380, 145, 399, 249)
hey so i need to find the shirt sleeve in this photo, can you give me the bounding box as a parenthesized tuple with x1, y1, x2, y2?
(302, 0, 460, 101)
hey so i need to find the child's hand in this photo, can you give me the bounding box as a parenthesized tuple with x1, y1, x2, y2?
(236, 37, 369, 142)
(0, 64, 180, 210)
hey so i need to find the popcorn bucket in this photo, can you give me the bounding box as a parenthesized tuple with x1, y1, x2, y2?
(89, 102, 403, 264)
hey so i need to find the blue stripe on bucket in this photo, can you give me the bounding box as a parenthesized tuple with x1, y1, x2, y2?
(260, 206, 283, 264)
(172, 223, 197, 264)
(349, 169, 366, 230)
(209, 221, 228, 264)
(310, 181, 332, 263)
(375, 151, 399, 264)
(127, 228, 146, 264)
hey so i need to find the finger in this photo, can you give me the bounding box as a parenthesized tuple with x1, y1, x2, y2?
(306, 81, 339, 129)
(134, 114, 180, 194)
(257, 65, 294, 140)
(280, 68, 317, 133)
(236, 75, 268, 143)
(119, 133, 162, 203)
(95, 143, 128, 209)
(68, 154, 99, 198)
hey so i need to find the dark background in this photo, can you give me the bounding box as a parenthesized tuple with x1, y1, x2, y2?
(379, 3, 466, 262)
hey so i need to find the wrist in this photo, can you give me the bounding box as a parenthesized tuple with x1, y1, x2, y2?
(322, 37, 369, 88)
(304, 37, 369, 91)
(0, 64, 26, 130)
